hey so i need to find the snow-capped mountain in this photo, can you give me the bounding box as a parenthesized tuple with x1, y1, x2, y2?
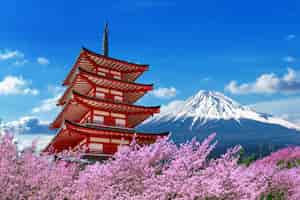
(139, 90, 300, 155)
(145, 90, 300, 131)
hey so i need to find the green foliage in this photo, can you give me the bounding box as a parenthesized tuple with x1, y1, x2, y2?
(260, 191, 285, 200)
(238, 147, 257, 166)
(276, 159, 300, 169)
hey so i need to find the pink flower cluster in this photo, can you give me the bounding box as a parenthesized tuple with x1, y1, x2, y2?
(1, 133, 300, 200)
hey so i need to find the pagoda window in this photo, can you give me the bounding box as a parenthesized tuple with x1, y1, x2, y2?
(111, 112, 126, 119)
(115, 118, 126, 127)
(94, 110, 109, 116)
(97, 67, 109, 73)
(110, 70, 121, 76)
(110, 90, 123, 96)
(112, 138, 130, 145)
(89, 143, 103, 152)
(95, 87, 108, 99)
(93, 115, 104, 125)
(114, 95, 123, 103)
(90, 137, 110, 143)
(96, 91, 105, 99)
(96, 87, 108, 93)
(97, 71, 106, 76)
(113, 74, 121, 80)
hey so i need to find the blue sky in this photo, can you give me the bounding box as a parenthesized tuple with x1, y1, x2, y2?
(0, 0, 300, 125)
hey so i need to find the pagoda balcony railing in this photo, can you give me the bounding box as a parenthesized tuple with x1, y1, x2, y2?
(89, 93, 128, 104)
(84, 121, 134, 131)
(82, 152, 112, 159)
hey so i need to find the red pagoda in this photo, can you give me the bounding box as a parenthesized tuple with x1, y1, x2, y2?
(44, 24, 169, 158)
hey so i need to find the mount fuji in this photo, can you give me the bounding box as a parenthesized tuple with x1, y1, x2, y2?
(139, 91, 300, 155)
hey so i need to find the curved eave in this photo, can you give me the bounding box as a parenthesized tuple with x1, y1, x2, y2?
(44, 120, 169, 153)
(43, 127, 85, 153)
(82, 47, 149, 69)
(78, 67, 153, 92)
(50, 99, 88, 129)
(73, 91, 160, 114)
(65, 120, 169, 138)
(59, 68, 153, 106)
(63, 50, 85, 86)
(51, 91, 160, 129)
(58, 86, 72, 106)
(63, 49, 149, 86)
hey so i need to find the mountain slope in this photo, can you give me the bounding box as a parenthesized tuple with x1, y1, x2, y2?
(139, 91, 300, 155)
(146, 91, 300, 130)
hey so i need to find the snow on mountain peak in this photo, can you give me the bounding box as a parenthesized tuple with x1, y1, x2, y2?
(159, 90, 249, 120)
(147, 90, 300, 131)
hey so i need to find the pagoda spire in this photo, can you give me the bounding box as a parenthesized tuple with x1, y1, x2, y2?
(102, 23, 109, 57)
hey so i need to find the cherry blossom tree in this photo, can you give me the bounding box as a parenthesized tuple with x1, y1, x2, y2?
(1, 132, 300, 199)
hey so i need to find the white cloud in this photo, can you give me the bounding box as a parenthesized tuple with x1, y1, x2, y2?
(0, 75, 39, 95)
(32, 94, 60, 113)
(0, 116, 54, 151)
(283, 56, 296, 63)
(14, 59, 29, 66)
(32, 85, 64, 114)
(225, 68, 300, 95)
(1, 116, 50, 134)
(37, 57, 50, 65)
(250, 97, 300, 126)
(0, 50, 24, 61)
(151, 87, 178, 99)
(160, 100, 185, 114)
(47, 85, 64, 95)
(286, 34, 296, 40)
(15, 134, 54, 152)
(0, 49, 28, 66)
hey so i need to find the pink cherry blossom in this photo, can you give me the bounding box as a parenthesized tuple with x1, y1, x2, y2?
(1, 132, 300, 199)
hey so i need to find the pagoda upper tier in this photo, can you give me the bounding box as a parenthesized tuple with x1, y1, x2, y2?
(58, 67, 153, 105)
(51, 91, 160, 129)
(63, 47, 149, 85)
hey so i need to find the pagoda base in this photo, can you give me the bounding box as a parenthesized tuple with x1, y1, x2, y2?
(44, 120, 169, 157)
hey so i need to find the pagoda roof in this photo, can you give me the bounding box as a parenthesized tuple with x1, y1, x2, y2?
(73, 91, 160, 114)
(59, 68, 153, 105)
(63, 48, 149, 85)
(44, 126, 85, 153)
(51, 99, 88, 129)
(65, 120, 169, 138)
(78, 67, 153, 92)
(58, 75, 91, 106)
(45, 120, 169, 153)
(82, 47, 149, 69)
(51, 91, 160, 129)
